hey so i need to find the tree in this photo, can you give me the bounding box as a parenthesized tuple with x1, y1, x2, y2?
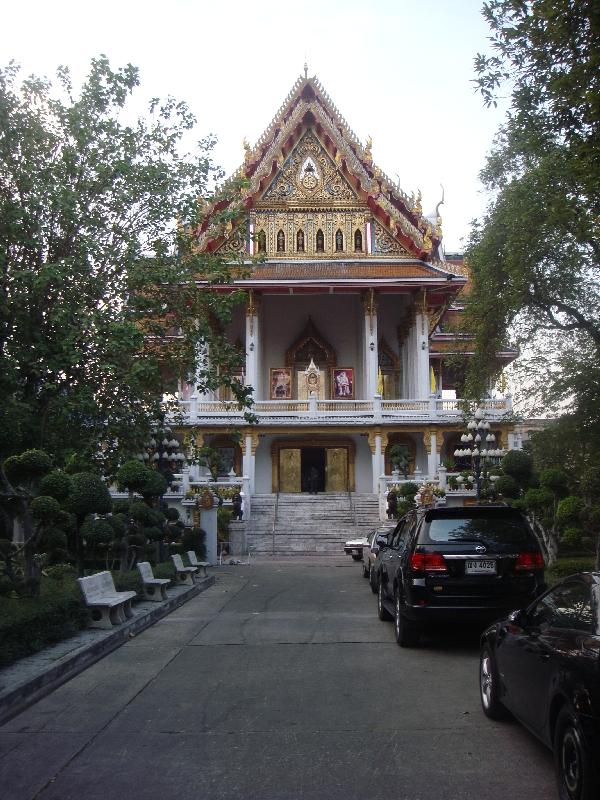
(0, 57, 252, 474)
(465, 2, 600, 402)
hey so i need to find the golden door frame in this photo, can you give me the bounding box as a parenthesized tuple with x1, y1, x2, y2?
(271, 437, 356, 493)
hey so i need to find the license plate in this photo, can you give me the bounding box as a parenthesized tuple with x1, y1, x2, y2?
(465, 559, 496, 575)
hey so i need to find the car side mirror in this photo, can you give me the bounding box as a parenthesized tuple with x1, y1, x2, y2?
(508, 609, 527, 627)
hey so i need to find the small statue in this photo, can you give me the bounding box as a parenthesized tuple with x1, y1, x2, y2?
(231, 492, 243, 520)
(423, 223, 433, 251)
(415, 188, 423, 217)
(365, 135, 373, 162)
(387, 490, 398, 519)
(243, 138, 252, 164)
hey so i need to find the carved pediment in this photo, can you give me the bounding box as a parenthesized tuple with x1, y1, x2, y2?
(262, 131, 358, 204)
(373, 222, 412, 257)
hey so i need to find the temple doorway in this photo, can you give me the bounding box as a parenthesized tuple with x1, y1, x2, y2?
(301, 447, 326, 493)
(276, 443, 350, 492)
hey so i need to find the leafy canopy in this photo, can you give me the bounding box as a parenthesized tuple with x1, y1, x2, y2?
(0, 57, 252, 470)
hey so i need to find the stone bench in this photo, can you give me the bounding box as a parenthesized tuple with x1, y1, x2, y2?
(171, 553, 197, 586)
(187, 551, 210, 578)
(137, 561, 170, 601)
(77, 571, 137, 629)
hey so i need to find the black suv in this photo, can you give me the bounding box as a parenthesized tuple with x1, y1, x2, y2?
(376, 505, 546, 646)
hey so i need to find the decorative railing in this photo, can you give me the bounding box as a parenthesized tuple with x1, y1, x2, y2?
(175, 396, 512, 423)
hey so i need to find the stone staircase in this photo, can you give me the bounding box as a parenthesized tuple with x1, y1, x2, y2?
(237, 492, 381, 555)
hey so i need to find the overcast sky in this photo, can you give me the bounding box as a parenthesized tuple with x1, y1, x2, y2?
(4, 0, 506, 252)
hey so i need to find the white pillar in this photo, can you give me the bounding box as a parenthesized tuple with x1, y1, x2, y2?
(363, 291, 378, 400)
(245, 293, 260, 400)
(242, 434, 256, 494)
(372, 433, 383, 493)
(199, 504, 218, 565)
(427, 431, 438, 480)
(508, 431, 516, 451)
(415, 312, 430, 400)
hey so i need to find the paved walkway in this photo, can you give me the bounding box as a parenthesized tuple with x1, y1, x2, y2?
(0, 559, 555, 800)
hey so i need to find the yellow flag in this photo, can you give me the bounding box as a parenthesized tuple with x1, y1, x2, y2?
(377, 367, 384, 395)
(430, 366, 437, 393)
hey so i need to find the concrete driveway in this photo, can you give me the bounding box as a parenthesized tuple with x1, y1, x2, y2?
(0, 558, 555, 799)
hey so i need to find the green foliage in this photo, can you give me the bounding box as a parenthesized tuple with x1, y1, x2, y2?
(107, 514, 127, 538)
(546, 556, 596, 586)
(66, 473, 112, 520)
(112, 499, 131, 515)
(116, 461, 149, 493)
(398, 482, 419, 499)
(30, 495, 62, 522)
(0, 58, 252, 471)
(164, 507, 180, 522)
(495, 475, 520, 499)
(80, 518, 114, 543)
(501, 451, 534, 486)
(39, 470, 74, 501)
(0, 582, 87, 668)
(466, 2, 600, 404)
(523, 487, 554, 516)
(581, 467, 600, 501)
(39, 527, 68, 552)
(555, 496, 585, 530)
(561, 526, 585, 549)
(4, 449, 52, 485)
(217, 507, 232, 536)
(139, 469, 168, 499)
(182, 527, 206, 559)
(539, 468, 569, 498)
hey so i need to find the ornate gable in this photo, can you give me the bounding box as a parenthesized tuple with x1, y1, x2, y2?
(201, 72, 446, 265)
(262, 130, 358, 204)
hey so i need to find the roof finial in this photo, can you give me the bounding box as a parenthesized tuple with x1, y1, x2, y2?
(304, 60, 308, 79)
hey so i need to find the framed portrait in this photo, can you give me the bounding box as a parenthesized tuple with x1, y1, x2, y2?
(332, 368, 354, 399)
(270, 367, 292, 400)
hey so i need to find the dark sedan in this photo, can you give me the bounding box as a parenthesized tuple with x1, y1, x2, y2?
(479, 572, 600, 800)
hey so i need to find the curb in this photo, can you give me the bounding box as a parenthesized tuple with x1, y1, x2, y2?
(0, 575, 215, 728)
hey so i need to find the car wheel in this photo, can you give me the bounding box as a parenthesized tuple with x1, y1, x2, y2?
(555, 706, 598, 800)
(479, 644, 507, 720)
(394, 589, 420, 647)
(369, 564, 378, 594)
(351, 553, 362, 562)
(377, 579, 392, 621)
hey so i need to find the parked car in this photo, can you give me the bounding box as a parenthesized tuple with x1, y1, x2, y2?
(479, 572, 600, 800)
(344, 535, 369, 561)
(362, 525, 396, 592)
(376, 505, 547, 647)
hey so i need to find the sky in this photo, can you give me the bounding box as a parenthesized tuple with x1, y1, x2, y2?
(4, 0, 506, 252)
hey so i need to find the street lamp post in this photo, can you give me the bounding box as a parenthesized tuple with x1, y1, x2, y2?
(453, 407, 505, 501)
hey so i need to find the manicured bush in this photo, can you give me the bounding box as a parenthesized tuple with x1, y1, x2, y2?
(66, 473, 112, 518)
(39, 470, 74, 501)
(4, 449, 52, 485)
(116, 460, 149, 493)
(556, 496, 584, 528)
(495, 475, 520, 499)
(546, 557, 595, 585)
(0, 583, 88, 668)
(182, 527, 206, 558)
(501, 450, 534, 486)
(539, 468, 569, 498)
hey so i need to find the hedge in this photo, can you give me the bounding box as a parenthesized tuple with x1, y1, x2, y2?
(0, 562, 178, 668)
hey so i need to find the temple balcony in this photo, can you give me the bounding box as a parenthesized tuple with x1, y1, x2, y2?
(173, 395, 512, 426)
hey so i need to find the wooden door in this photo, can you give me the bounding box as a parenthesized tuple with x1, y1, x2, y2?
(326, 447, 348, 491)
(279, 448, 301, 492)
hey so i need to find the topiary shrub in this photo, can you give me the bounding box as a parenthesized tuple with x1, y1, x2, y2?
(539, 468, 569, 499)
(116, 460, 150, 494)
(4, 449, 52, 486)
(39, 470, 74, 501)
(495, 475, 520, 499)
(30, 495, 62, 522)
(556, 496, 584, 528)
(164, 507, 180, 522)
(501, 450, 534, 487)
(113, 499, 131, 515)
(182, 527, 206, 558)
(139, 470, 168, 500)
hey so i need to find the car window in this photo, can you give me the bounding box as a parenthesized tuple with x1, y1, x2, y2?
(390, 520, 406, 548)
(419, 513, 531, 546)
(529, 582, 593, 632)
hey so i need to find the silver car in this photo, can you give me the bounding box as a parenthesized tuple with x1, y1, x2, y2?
(362, 525, 396, 592)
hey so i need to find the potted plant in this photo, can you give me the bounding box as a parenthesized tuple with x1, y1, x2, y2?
(388, 444, 411, 478)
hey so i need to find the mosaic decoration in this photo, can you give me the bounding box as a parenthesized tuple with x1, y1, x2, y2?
(263, 131, 357, 203)
(373, 222, 412, 257)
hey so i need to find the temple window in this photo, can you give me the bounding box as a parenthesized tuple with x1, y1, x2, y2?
(257, 229, 266, 253)
(277, 229, 285, 252)
(296, 229, 305, 252)
(354, 229, 363, 251)
(335, 229, 343, 251)
(316, 228, 325, 252)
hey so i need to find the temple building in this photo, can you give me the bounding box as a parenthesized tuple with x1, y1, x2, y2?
(172, 71, 516, 550)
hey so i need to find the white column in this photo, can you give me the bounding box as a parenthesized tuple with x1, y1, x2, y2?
(363, 292, 378, 399)
(426, 431, 438, 480)
(508, 431, 516, 451)
(242, 434, 256, 494)
(245, 294, 260, 400)
(415, 312, 430, 400)
(372, 433, 383, 493)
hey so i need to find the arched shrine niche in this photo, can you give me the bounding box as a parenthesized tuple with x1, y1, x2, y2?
(285, 317, 337, 400)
